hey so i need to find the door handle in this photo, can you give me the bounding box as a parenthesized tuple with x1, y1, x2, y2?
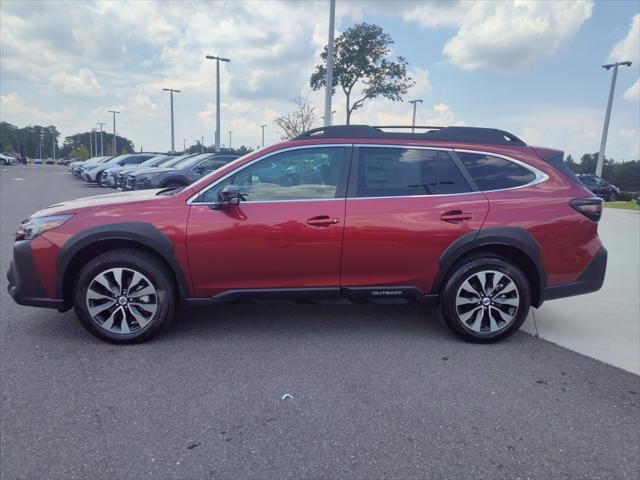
(307, 215, 340, 227)
(440, 210, 473, 223)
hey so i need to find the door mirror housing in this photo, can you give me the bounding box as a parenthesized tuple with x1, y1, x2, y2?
(210, 184, 241, 210)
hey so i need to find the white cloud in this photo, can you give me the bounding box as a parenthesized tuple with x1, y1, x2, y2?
(608, 14, 640, 64)
(50, 69, 106, 100)
(519, 127, 542, 145)
(623, 79, 640, 103)
(0, 92, 59, 124)
(404, 0, 593, 71)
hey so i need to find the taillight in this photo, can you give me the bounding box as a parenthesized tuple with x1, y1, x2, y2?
(571, 198, 603, 222)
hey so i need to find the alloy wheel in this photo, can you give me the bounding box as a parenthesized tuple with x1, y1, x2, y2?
(85, 267, 158, 335)
(455, 270, 520, 334)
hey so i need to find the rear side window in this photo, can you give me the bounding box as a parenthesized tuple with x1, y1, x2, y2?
(457, 152, 536, 190)
(354, 148, 470, 197)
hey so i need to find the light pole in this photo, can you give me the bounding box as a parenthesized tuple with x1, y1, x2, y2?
(163, 88, 180, 152)
(108, 110, 119, 156)
(596, 61, 632, 177)
(228, 130, 233, 149)
(89, 129, 94, 157)
(183, 138, 186, 153)
(201, 136, 204, 153)
(96, 122, 105, 156)
(260, 124, 266, 148)
(205, 55, 230, 152)
(324, 0, 336, 127)
(408, 100, 423, 133)
(93, 128, 98, 156)
(52, 135, 56, 162)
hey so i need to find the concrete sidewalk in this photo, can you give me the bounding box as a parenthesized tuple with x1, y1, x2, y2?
(522, 208, 640, 374)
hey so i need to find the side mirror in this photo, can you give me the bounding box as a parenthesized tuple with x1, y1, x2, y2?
(210, 184, 241, 210)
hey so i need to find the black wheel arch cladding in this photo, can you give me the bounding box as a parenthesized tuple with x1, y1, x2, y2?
(432, 227, 545, 306)
(56, 222, 191, 302)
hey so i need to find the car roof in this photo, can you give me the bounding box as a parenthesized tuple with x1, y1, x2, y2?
(294, 125, 526, 147)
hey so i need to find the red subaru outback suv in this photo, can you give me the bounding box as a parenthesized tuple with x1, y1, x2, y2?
(7, 126, 606, 344)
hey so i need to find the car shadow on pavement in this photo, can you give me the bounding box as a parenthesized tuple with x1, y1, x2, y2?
(165, 304, 456, 343)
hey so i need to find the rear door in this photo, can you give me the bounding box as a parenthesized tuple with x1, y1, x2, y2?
(340, 146, 489, 296)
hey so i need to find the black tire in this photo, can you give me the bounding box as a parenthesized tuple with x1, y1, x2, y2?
(73, 248, 176, 343)
(608, 192, 616, 202)
(440, 255, 531, 343)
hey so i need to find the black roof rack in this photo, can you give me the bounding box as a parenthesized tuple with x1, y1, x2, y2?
(294, 125, 526, 146)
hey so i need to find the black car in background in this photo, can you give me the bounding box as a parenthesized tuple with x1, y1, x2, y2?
(124, 153, 196, 190)
(130, 152, 239, 190)
(110, 154, 177, 189)
(577, 174, 620, 202)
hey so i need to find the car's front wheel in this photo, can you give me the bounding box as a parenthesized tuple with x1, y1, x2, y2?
(73, 249, 176, 343)
(440, 255, 531, 343)
(608, 192, 617, 202)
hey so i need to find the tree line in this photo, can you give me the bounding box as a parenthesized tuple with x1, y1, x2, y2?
(0, 121, 134, 160)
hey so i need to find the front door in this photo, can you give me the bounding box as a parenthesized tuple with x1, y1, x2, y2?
(186, 146, 350, 297)
(340, 146, 489, 296)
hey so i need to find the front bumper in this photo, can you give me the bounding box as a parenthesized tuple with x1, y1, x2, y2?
(542, 247, 607, 302)
(6, 240, 64, 310)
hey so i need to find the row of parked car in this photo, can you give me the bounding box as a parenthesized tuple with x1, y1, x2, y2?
(69, 151, 240, 190)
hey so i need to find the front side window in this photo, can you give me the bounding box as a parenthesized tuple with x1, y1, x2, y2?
(457, 152, 536, 191)
(199, 147, 346, 203)
(353, 147, 470, 197)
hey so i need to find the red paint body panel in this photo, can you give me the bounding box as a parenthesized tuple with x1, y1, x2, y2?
(341, 194, 489, 293)
(38, 194, 192, 296)
(186, 200, 345, 296)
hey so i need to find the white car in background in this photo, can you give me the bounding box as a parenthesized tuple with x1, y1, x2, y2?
(0, 153, 16, 165)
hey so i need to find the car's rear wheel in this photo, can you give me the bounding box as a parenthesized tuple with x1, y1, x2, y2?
(440, 255, 530, 343)
(73, 249, 176, 343)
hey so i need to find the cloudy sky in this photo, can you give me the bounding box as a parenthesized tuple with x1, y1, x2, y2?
(1, 0, 639, 160)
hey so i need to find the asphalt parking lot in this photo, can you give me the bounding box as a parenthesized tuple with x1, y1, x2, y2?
(1, 165, 639, 480)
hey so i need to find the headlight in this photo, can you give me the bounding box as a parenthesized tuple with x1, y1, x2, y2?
(16, 215, 73, 241)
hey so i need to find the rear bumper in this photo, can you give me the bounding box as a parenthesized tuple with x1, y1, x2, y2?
(542, 247, 607, 303)
(6, 240, 64, 310)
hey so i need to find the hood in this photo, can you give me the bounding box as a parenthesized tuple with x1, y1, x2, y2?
(34, 189, 165, 217)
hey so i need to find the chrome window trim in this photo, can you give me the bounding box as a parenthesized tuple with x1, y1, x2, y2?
(187, 143, 352, 205)
(187, 143, 549, 205)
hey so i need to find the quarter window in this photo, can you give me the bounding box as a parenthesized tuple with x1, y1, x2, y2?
(353, 147, 470, 197)
(457, 152, 536, 190)
(200, 147, 346, 202)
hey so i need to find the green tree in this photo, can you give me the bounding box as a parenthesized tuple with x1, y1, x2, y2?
(310, 23, 414, 124)
(72, 145, 90, 160)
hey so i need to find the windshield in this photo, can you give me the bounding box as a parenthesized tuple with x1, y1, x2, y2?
(160, 154, 194, 168)
(174, 153, 212, 170)
(137, 155, 171, 168)
(105, 154, 133, 164)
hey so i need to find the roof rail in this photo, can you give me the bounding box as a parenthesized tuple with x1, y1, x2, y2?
(294, 124, 527, 146)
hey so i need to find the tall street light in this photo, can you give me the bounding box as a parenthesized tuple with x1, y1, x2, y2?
(323, 0, 336, 127)
(108, 110, 120, 156)
(408, 99, 423, 133)
(205, 55, 230, 152)
(228, 130, 233, 149)
(96, 122, 105, 156)
(260, 124, 266, 148)
(183, 138, 186, 153)
(596, 61, 632, 177)
(89, 129, 94, 157)
(163, 88, 181, 152)
(93, 128, 98, 156)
